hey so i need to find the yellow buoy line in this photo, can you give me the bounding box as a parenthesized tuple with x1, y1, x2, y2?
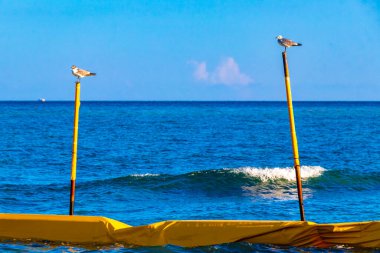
(1, 42, 379, 249)
(0, 214, 379, 248)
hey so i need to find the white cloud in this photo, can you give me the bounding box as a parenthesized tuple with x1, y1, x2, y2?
(192, 57, 252, 86)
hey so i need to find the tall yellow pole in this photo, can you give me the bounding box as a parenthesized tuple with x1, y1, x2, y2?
(282, 51, 305, 221)
(69, 81, 81, 215)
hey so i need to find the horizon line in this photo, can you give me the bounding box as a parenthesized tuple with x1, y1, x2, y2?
(1, 100, 380, 102)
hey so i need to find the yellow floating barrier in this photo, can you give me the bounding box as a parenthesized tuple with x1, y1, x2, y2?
(1, 214, 379, 248)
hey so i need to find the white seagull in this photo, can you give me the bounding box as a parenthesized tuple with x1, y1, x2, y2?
(71, 65, 96, 82)
(276, 35, 302, 51)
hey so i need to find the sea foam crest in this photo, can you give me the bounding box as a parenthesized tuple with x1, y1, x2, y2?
(231, 166, 325, 182)
(130, 173, 160, 177)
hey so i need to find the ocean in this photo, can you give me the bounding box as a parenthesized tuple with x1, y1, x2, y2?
(0, 101, 379, 252)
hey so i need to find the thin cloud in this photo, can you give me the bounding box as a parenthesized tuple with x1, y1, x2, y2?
(192, 57, 252, 86)
(193, 61, 209, 81)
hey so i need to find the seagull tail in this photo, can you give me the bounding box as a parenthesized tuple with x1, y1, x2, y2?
(89, 72, 96, 76)
(295, 43, 302, 46)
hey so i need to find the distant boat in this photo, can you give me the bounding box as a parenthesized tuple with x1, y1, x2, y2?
(38, 98, 46, 102)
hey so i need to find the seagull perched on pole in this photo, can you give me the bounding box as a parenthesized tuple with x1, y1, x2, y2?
(276, 35, 302, 51)
(71, 65, 96, 82)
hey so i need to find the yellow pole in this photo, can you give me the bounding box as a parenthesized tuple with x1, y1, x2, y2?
(281, 51, 305, 221)
(69, 81, 81, 215)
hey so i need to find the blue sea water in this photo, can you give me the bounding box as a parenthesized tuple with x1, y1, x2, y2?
(0, 101, 379, 252)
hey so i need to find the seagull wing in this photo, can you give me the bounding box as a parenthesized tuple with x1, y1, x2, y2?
(281, 38, 296, 47)
(77, 68, 92, 76)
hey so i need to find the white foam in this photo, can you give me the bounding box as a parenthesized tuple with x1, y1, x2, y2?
(230, 166, 325, 182)
(130, 173, 160, 177)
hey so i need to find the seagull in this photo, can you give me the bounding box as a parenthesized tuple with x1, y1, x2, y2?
(276, 35, 302, 51)
(71, 65, 96, 82)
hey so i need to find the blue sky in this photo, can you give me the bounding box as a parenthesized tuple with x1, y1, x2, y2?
(0, 0, 379, 100)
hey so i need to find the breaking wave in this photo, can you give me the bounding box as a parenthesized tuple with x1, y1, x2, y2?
(3, 166, 379, 200)
(80, 166, 328, 196)
(230, 166, 325, 182)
